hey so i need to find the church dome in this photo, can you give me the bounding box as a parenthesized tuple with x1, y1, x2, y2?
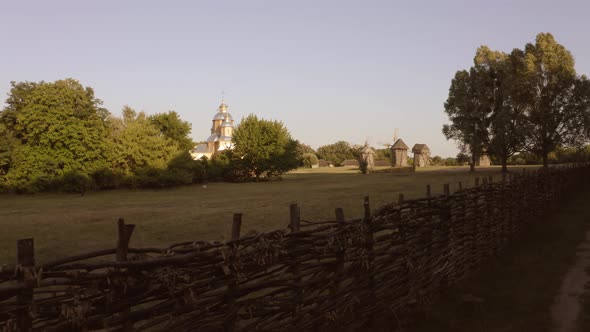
(213, 112, 233, 121)
(220, 120, 233, 128)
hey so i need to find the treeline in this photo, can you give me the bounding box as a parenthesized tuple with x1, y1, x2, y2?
(300, 140, 392, 167)
(443, 33, 590, 171)
(0, 79, 300, 193)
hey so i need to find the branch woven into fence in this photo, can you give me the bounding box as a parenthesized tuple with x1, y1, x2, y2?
(1, 165, 589, 331)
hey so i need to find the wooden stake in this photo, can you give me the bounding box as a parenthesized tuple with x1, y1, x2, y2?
(231, 214, 242, 241)
(364, 196, 371, 220)
(289, 204, 300, 232)
(16, 238, 34, 332)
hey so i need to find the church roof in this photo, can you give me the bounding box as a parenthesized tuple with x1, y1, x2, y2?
(412, 144, 430, 153)
(219, 135, 232, 141)
(193, 144, 210, 153)
(392, 139, 409, 150)
(206, 134, 219, 142)
(220, 120, 233, 128)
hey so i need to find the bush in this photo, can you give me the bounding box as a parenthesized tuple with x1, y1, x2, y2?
(167, 152, 206, 183)
(359, 158, 368, 174)
(302, 153, 319, 168)
(61, 170, 94, 194)
(91, 168, 124, 190)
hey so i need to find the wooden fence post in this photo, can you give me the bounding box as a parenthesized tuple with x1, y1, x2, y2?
(16, 238, 34, 332)
(117, 218, 135, 262)
(116, 218, 135, 331)
(443, 184, 450, 196)
(458, 181, 463, 191)
(426, 185, 431, 199)
(225, 213, 242, 332)
(362, 196, 376, 328)
(475, 177, 480, 187)
(363, 196, 371, 220)
(289, 203, 301, 232)
(288, 204, 302, 328)
(330, 208, 346, 305)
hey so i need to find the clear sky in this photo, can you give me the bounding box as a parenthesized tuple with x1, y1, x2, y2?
(1, 0, 589, 157)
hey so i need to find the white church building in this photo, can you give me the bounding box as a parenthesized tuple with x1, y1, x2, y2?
(190, 100, 235, 160)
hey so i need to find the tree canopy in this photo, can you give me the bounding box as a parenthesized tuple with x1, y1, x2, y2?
(0, 79, 111, 189)
(0, 79, 198, 192)
(443, 33, 590, 170)
(228, 114, 299, 180)
(316, 141, 356, 166)
(149, 111, 193, 151)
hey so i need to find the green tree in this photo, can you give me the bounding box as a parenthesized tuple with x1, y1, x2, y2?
(431, 156, 443, 166)
(229, 114, 299, 180)
(108, 106, 179, 174)
(301, 152, 319, 168)
(149, 111, 193, 151)
(473, 46, 529, 172)
(316, 141, 356, 166)
(521, 33, 587, 168)
(0, 79, 110, 191)
(443, 68, 490, 171)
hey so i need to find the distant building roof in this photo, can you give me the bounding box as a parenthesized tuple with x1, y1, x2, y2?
(392, 139, 409, 150)
(361, 144, 375, 154)
(206, 134, 219, 142)
(318, 159, 332, 167)
(412, 144, 430, 153)
(214, 112, 233, 121)
(192, 144, 210, 153)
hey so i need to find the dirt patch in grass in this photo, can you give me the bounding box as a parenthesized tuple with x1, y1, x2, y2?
(407, 191, 590, 332)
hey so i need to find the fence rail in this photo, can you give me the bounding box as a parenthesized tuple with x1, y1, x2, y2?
(1, 164, 589, 331)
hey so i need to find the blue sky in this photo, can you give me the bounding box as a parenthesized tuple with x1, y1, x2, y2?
(1, 0, 589, 157)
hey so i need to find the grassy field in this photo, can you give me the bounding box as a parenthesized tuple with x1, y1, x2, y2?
(0, 165, 539, 263)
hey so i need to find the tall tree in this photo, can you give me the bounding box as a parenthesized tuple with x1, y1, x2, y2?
(475, 46, 529, 172)
(521, 33, 585, 168)
(316, 141, 356, 166)
(149, 111, 193, 151)
(0, 79, 110, 190)
(443, 68, 490, 171)
(228, 114, 299, 180)
(108, 106, 179, 174)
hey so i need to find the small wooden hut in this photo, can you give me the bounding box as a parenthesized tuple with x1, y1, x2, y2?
(391, 139, 409, 167)
(412, 144, 431, 167)
(476, 154, 491, 166)
(360, 144, 376, 170)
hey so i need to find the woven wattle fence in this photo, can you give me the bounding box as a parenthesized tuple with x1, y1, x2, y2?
(1, 165, 589, 331)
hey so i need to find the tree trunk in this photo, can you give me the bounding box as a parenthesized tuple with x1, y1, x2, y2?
(501, 158, 508, 173)
(542, 153, 549, 169)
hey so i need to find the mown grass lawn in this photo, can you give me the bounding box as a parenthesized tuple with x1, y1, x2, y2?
(0, 166, 538, 263)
